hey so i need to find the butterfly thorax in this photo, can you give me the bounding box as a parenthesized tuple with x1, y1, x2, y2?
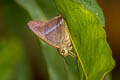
(58, 38, 73, 57)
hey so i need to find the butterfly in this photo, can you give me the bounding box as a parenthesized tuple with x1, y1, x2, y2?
(28, 15, 76, 58)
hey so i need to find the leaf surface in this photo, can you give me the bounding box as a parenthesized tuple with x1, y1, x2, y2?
(53, 0, 115, 80)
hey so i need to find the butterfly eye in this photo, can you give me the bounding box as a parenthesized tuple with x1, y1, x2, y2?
(61, 49, 65, 54)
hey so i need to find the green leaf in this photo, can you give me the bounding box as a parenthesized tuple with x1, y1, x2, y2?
(53, 0, 115, 80)
(74, 0, 105, 27)
(15, 0, 46, 20)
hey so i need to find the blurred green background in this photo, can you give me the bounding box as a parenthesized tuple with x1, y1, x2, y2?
(0, 0, 119, 80)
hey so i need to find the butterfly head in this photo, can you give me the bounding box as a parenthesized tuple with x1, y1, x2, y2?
(59, 46, 68, 56)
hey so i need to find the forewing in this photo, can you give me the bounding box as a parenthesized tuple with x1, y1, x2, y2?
(28, 20, 46, 39)
(28, 20, 60, 48)
(44, 16, 66, 46)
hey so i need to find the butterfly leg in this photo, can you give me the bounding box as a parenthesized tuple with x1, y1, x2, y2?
(63, 38, 71, 46)
(64, 39, 73, 51)
(67, 46, 72, 51)
(68, 50, 76, 58)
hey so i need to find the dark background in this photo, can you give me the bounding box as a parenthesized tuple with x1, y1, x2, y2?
(98, 0, 120, 80)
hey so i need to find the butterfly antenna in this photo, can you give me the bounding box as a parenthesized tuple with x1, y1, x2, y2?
(60, 56, 68, 72)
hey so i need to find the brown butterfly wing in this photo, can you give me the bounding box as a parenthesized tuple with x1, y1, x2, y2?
(28, 16, 66, 48)
(44, 16, 66, 46)
(28, 20, 46, 39)
(28, 20, 57, 48)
